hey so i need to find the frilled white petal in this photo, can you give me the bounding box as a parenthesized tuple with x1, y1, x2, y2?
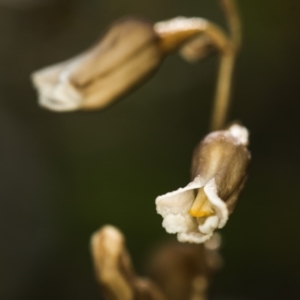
(156, 177, 205, 217)
(197, 215, 219, 235)
(162, 214, 197, 234)
(156, 176, 229, 243)
(178, 231, 213, 244)
(203, 178, 228, 228)
(156, 178, 203, 235)
(32, 62, 83, 112)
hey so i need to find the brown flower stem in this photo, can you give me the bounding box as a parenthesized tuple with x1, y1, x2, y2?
(210, 0, 241, 130)
(210, 52, 235, 130)
(221, 0, 242, 50)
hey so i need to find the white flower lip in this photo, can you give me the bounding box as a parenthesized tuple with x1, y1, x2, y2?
(156, 124, 250, 244)
(32, 62, 83, 112)
(156, 177, 227, 244)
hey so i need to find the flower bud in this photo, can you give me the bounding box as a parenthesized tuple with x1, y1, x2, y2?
(91, 225, 166, 300)
(156, 124, 250, 243)
(32, 18, 163, 112)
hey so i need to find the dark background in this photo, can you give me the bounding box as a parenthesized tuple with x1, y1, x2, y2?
(0, 0, 299, 299)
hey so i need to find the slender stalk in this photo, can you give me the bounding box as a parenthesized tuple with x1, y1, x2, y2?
(221, 0, 242, 49)
(210, 0, 241, 130)
(210, 52, 235, 130)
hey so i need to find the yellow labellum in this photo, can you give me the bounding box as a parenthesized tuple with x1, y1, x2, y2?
(189, 188, 215, 217)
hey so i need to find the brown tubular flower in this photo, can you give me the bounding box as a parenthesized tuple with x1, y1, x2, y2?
(32, 18, 163, 111)
(156, 124, 250, 243)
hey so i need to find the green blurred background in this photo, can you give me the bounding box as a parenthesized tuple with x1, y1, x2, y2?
(0, 0, 299, 299)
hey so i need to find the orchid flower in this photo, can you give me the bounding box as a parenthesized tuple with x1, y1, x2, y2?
(156, 124, 250, 243)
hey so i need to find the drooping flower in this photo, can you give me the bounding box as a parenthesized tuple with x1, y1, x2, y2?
(32, 18, 163, 112)
(156, 124, 250, 243)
